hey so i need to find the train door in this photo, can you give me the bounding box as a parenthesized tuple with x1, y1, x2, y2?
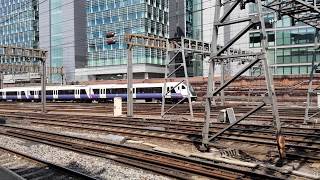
(100, 89, 106, 99)
(17, 91, 21, 99)
(133, 88, 136, 98)
(34, 90, 39, 99)
(165, 86, 171, 98)
(25, 91, 30, 99)
(75, 89, 80, 99)
(180, 84, 188, 96)
(53, 90, 58, 99)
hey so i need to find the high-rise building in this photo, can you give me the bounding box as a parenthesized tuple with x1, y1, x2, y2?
(39, 0, 87, 83)
(169, 0, 202, 40)
(76, 0, 169, 81)
(0, 0, 87, 84)
(248, 2, 320, 76)
(0, 0, 40, 83)
(168, 0, 203, 77)
(0, 0, 39, 49)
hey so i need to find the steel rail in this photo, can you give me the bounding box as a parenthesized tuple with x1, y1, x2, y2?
(0, 125, 284, 180)
(0, 145, 97, 180)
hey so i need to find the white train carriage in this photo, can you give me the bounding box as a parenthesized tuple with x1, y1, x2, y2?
(0, 82, 197, 102)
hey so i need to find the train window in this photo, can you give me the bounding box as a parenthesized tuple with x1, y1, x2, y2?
(153, 87, 162, 93)
(46, 90, 53, 95)
(21, 91, 25, 96)
(136, 87, 162, 93)
(182, 85, 186, 89)
(114, 88, 126, 94)
(167, 87, 170, 92)
(30, 91, 34, 95)
(93, 89, 99, 94)
(58, 90, 65, 94)
(80, 89, 86, 94)
(7, 91, 16, 96)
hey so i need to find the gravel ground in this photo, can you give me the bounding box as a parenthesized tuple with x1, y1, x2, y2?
(0, 135, 172, 180)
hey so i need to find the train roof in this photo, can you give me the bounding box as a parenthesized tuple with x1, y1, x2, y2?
(89, 82, 182, 88)
(0, 85, 88, 91)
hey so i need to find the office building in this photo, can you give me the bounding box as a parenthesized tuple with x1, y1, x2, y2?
(76, 0, 169, 81)
(169, 0, 202, 40)
(168, 0, 203, 77)
(248, 2, 320, 75)
(0, 0, 87, 84)
(39, 0, 87, 83)
(0, 0, 39, 51)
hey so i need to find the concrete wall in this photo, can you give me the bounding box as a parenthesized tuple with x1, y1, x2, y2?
(75, 64, 165, 81)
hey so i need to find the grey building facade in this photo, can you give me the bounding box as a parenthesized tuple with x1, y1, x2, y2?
(168, 0, 203, 77)
(169, 0, 202, 40)
(39, 0, 87, 83)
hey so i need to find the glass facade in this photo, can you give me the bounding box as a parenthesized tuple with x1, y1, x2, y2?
(248, 2, 319, 76)
(50, 0, 64, 82)
(0, 0, 39, 49)
(86, 0, 169, 68)
(186, 0, 202, 40)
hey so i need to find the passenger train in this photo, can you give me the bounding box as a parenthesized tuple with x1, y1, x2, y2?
(0, 82, 197, 103)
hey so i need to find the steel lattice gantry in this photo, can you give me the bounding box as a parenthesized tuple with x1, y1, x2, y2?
(124, 34, 253, 118)
(201, 0, 286, 159)
(261, 0, 320, 124)
(263, 0, 320, 29)
(160, 37, 255, 118)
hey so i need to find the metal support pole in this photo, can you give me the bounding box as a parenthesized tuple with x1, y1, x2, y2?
(41, 60, 46, 113)
(181, 41, 194, 117)
(304, 56, 316, 124)
(257, 0, 284, 159)
(161, 42, 170, 117)
(220, 63, 225, 105)
(201, 0, 221, 149)
(127, 45, 133, 117)
(304, 29, 319, 124)
(0, 72, 3, 89)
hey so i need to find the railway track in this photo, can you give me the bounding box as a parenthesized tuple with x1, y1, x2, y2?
(0, 102, 317, 117)
(0, 102, 318, 125)
(0, 145, 96, 180)
(0, 124, 287, 179)
(1, 112, 320, 161)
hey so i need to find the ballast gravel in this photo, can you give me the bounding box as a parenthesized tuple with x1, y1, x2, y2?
(0, 135, 171, 180)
